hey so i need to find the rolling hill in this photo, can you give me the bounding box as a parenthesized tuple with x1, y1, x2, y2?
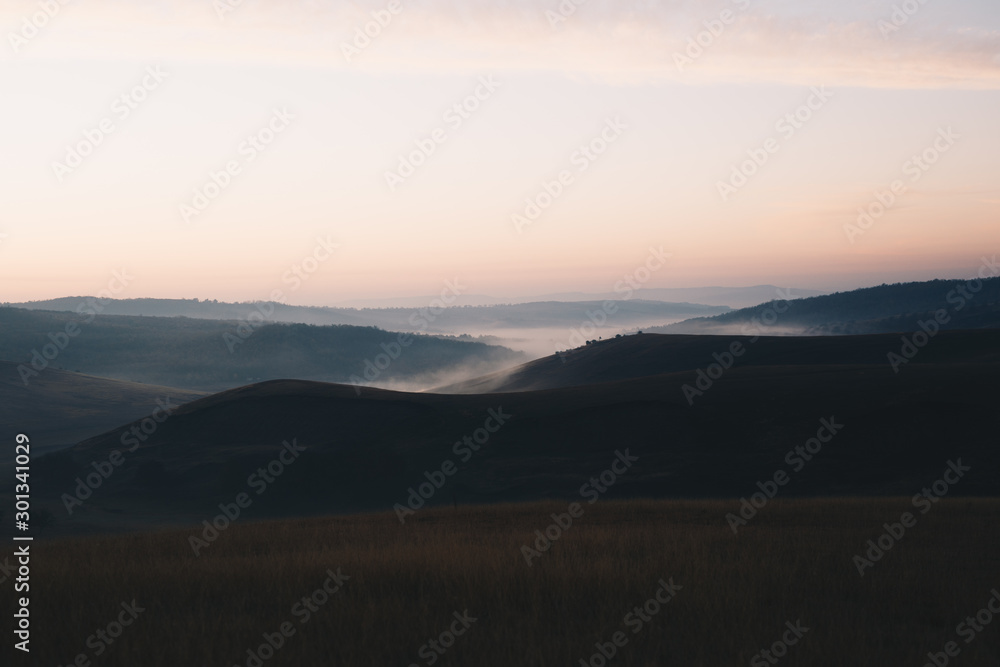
(6, 297, 729, 333)
(331, 285, 827, 308)
(24, 331, 1000, 535)
(0, 361, 205, 463)
(434, 329, 1000, 393)
(0, 307, 523, 391)
(651, 276, 1000, 335)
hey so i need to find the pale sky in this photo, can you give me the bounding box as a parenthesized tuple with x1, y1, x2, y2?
(1, 0, 998, 304)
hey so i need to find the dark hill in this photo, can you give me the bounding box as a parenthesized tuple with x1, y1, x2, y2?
(434, 330, 1000, 393)
(0, 361, 204, 464)
(653, 276, 1000, 335)
(25, 332, 1000, 534)
(0, 307, 523, 391)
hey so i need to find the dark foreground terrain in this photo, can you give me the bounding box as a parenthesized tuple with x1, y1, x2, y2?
(5, 499, 998, 666)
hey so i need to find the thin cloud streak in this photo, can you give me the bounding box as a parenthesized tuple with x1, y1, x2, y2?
(2, 0, 999, 88)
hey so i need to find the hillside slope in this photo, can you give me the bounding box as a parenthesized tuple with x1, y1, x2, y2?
(434, 330, 1000, 393)
(653, 277, 1000, 335)
(0, 361, 204, 462)
(0, 307, 523, 391)
(26, 332, 1000, 534)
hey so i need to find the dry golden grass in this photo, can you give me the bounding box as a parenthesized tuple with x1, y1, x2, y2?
(11, 498, 1000, 666)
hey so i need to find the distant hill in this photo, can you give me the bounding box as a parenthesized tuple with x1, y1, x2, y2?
(0, 307, 523, 392)
(6, 297, 728, 334)
(25, 331, 1000, 533)
(651, 278, 1000, 335)
(0, 361, 204, 463)
(525, 285, 827, 309)
(333, 285, 826, 309)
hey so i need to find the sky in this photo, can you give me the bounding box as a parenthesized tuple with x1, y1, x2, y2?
(1, 0, 998, 305)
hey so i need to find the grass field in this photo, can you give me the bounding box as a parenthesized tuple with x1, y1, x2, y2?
(10, 498, 1000, 666)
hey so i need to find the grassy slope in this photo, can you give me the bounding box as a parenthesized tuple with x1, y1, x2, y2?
(24, 333, 1000, 532)
(434, 330, 1000, 393)
(655, 277, 1000, 335)
(0, 361, 205, 462)
(7, 499, 999, 666)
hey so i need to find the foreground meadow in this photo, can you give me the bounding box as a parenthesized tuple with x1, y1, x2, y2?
(11, 498, 1000, 666)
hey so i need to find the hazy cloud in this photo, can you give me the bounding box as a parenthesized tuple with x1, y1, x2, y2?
(3, 0, 999, 88)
